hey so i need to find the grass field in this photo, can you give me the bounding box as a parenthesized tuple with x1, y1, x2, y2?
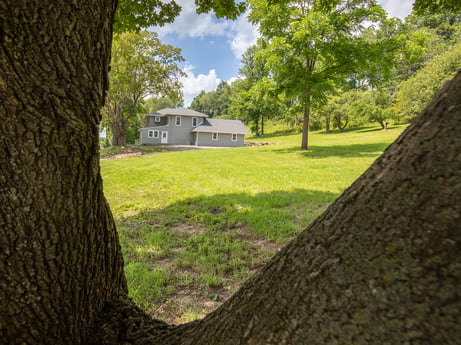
(100, 124, 407, 323)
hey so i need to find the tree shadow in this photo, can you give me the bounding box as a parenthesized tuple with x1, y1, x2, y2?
(117, 188, 339, 323)
(120, 188, 338, 243)
(272, 142, 392, 159)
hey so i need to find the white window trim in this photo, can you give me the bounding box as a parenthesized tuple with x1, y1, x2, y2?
(192, 117, 197, 127)
(232, 133, 237, 141)
(212, 133, 218, 141)
(175, 116, 181, 126)
(148, 130, 160, 138)
(154, 116, 161, 122)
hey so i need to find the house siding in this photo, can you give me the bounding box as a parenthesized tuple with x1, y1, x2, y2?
(169, 116, 195, 145)
(195, 132, 244, 147)
(148, 116, 168, 127)
(139, 109, 247, 147)
(140, 115, 199, 145)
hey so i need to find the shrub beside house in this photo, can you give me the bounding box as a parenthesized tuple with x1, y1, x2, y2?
(139, 108, 248, 147)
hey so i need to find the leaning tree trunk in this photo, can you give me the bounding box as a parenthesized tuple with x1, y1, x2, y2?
(0, 2, 126, 345)
(93, 72, 461, 344)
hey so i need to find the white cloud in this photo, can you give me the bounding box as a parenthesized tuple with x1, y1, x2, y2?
(181, 64, 222, 106)
(229, 14, 260, 59)
(155, 1, 259, 60)
(378, 0, 414, 19)
(155, 0, 231, 38)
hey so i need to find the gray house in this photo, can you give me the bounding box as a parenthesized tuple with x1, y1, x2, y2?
(139, 108, 248, 147)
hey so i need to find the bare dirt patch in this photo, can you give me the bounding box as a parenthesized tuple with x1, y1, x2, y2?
(151, 286, 233, 324)
(170, 224, 205, 236)
(235, 226, 282, 252)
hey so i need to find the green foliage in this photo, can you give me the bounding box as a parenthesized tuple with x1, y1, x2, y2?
(114, 0, 181, 33)
(349, 89, 396, 129)
(190, 81, 232, 117)
(103, 31, 184, 146)
(229, 41, 282, 135)
(248, 0, 396, 149)
(113, 0, 246, 33)
(144, 96, 182, 113)
(413, 0, 461, 15)
(195, 0, 247, 19)
(393, 13, 461, 81)
(395, 41, 461, 122)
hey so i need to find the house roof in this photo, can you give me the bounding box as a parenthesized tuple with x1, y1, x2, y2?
(146, 108, 208, 118)
(192, 118, 249, 135)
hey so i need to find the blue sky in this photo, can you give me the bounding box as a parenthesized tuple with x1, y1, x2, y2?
(153, 0, 415, 106)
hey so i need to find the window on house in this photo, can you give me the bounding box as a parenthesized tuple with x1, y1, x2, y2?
(175, 116, 181, 126)
(192, 117, 197, 127)
(212, 133, 218, 140)
(148, 130, 159, 138)
(154, 116, 161, 122)
(232, 134, 237, 141)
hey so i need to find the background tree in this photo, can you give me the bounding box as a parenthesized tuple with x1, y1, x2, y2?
(144, 96, 183, 113)
(104, 31, 184, 146)
(395, 41, 461, 122)
(349, 89, 396, 130)
(228, 42, 280, 135)
(190, 81, 232, 117)
(393, 12, 461, 81)
(331, 94, 351, 132)
(249, 0, 395, 150)
(1, 1, 460, 345)
(229, 76, 279, 135)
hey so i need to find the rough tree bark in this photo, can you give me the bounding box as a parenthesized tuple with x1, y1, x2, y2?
(0, 1, 126, 344)
(1, 1, 460, 345)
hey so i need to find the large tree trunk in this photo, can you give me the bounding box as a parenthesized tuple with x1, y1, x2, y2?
(1, 0, 460, 344)
(111, 122, 127, 147)
(0, 2, 126, 345)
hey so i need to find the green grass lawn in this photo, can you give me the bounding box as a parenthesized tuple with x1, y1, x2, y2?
(100, 124, 407, 323)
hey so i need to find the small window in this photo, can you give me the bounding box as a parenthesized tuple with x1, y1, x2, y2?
(192, 117, 197, 127)
(232, 134, 237, 141)
(154, 116, 161, 122)
(148, 130, 159, 138)
(212, 133, 218, 140)
(175, 116, 181, 126)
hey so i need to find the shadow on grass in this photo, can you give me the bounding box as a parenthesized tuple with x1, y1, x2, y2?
(271, 142, 391, 159)
(118, 188, 340, 321)
(119, 188, 339, 243)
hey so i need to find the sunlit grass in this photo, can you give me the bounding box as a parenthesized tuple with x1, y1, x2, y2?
(100, 123, 408, 321)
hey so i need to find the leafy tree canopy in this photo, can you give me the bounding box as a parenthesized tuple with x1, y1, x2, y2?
(114, 0, 247, 33)
(190, 81, 232, 117)
(413, 0, 461, 14)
